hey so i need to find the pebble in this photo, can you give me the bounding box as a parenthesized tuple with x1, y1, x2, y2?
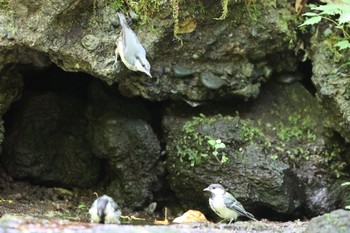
(81, 34, 100, 51)
(200, 71, 226, 89)
(173, 66, 196, 78)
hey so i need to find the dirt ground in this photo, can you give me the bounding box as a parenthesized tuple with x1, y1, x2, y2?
(0, 178, 93, 222)
(0, 175, 309, 233)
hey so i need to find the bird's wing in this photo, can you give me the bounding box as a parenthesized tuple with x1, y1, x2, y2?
(122, 27, 145, 63)
(109, 198, 120, 210)
(223, 193, 256, 220)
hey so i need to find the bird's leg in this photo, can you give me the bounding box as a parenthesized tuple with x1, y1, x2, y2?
(111, 47, 123, 73)
(217, 219, 226, 224)
(113, 47, 119, 68)
(104, 50, 119, 71)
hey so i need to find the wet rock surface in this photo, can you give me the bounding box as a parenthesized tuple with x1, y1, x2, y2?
(86, 81, 161, 209)
(0, 67, 162, 211)
(0, 0, 349, 229)
(304, 209, 350, 233)
(1, 0, 300, 101)
(163, 81, 348, 218)
(0, 214, 308, 233)
(2, 91, 100, 188)
(310, 34, 350, 143)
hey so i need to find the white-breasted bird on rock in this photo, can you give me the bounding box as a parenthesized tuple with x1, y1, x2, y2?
(115, 12, 152, 78)
(204, 183, 257, 224)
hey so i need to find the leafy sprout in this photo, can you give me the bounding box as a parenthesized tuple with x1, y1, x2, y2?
(300, 1, 350, 50)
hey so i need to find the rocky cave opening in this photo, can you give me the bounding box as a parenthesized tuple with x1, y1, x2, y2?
(0, 63, 181, 218)
(0, 59, 339, 222)
(2, 64, 105, 188)
(298, 59, 315, 96)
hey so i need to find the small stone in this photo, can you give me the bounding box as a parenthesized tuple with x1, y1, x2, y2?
(110, 19, 119, 27)
(251, 28, 258, 37)
(242, 63, 254, 77)
(274, 71, 303, 84)
(192, 53, 199, 59)
(172, 66, 196, 78)
(0, 28, 7, 38)
(263, 66, 273, 79)
(200, 71, 226, 89)
(183, 99, 204, 107)
(81, 34, 100, 51)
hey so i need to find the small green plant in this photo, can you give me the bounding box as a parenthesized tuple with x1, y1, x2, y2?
(300, 1, 350, 50)
(0, 0, 8, 8)
(0, 198, 13, 204)
(77, 203, 87, 210)
(276, 113, 316, 143)
(215, 0, 229, 20)
(207, 138, 228, 164)
(176, 114, 229, 166)
(241, 121, 264, 142)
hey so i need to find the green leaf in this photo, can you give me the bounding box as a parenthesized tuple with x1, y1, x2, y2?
(78, 203, 86, 209)
(300, 16, 322, 27)
(341, 181, 350, 186)
(339, 12, 350, 24)
(335, 40, 350, 50)
(216, 143, 226, 149)
(221, 155, 229, 164)
(208, 139, 216, 146)
(302, 12, 319, 17)
(309, 4, 318, 10)
(317, 4, 342, 15)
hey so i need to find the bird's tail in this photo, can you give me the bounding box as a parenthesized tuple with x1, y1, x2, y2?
(117, 12, 128, 27)
(245, 211, 258, 221)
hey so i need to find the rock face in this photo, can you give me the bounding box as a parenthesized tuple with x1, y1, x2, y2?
(163, 81, 348, 218)
(2, 91, 100, 187)
(304, 209, 350, 233)
(1, 70, 162, 209)
(1, 0, 299, 101)
(0, 0, 349, 219)
(310, 35, 350, 143)
(86, 81, 161, 209)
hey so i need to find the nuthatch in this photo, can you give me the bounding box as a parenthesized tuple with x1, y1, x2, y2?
(204, 184, 257, 224)
(115, 12, 152, 78)
(89, 194, 122, 224)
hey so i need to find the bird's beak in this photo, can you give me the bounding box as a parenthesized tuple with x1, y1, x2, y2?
(203, 187, 209, 192)
(145, 70, 152, 78)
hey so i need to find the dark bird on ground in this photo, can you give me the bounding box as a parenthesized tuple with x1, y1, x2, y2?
(89, 194, 122, 224)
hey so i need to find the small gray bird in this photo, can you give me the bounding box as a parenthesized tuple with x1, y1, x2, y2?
(89, 194, 122, 224)
(204, 184, 257, 224)
(115, 12, 152, 78)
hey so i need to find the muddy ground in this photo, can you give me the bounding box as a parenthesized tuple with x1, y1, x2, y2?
(0, 176, 309, 233)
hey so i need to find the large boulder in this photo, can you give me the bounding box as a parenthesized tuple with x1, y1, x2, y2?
(2, 91, 100, 187)
(86, 81, 161, 209)
(164, 109, 301, 217)
(304, 209, 350, 233)
(163, 80, 348, 218)
(1, 0, 300, 101)
(310, 34, 350, 144)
